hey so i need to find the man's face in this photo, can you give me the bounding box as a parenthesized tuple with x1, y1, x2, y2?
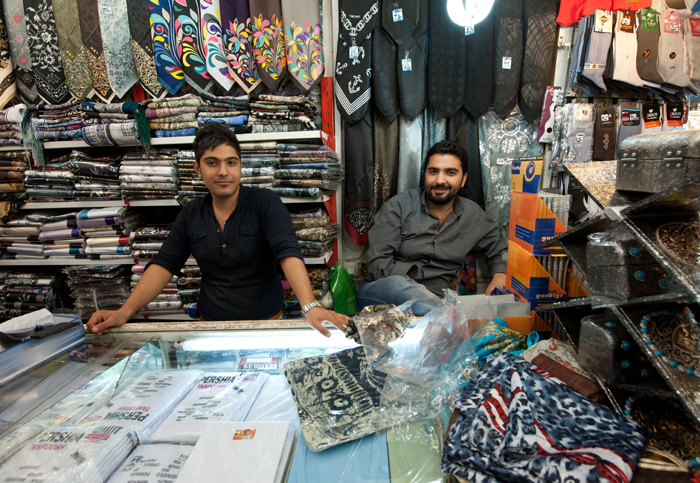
(424, 153, 467, 205)
(193, 143, 242, 200)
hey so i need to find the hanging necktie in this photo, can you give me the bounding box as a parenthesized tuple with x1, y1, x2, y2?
(396, 0, 426, 120)
(174, 0, 213, 93)
(77, 0, 114, 101)
(335, 0, 379, 123)
(3, 0, 37, 102)
(519, 0, 558, 123)
(281, 0, 324, 92)
(52, 0, 93, 99)
(149, 0, 185, 95)
(428, 0, 464, 118)
(220, 0, 260, 93)
(464, 6, 494, 119)
(493, 0, 524, 119)
(249, 0, 286, 92)
(23, 0, 70, 104)
(127, 0, 164, 98)
(98, 0, 139, 98)
(0, 3, 16, 109)
(373, 26, 399, 121)
(344, 113, 374, 245)
(381, 0, 418, 45)
(200, 0, 235, 92)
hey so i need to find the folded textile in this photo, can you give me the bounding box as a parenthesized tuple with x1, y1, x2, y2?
(270, 187, 321, 197)
(77, 206, 128, 219)
(82, 121, 142, 146)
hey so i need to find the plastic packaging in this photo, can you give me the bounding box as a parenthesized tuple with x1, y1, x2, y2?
(353, 300, 415, 361)
(328, 262, 357, 316)
(106, 443, 192, 483)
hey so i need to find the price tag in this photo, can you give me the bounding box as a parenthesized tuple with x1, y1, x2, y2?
(349, 45, 359, 59)
(502, 56, 512, 70)
(401, 57, 412, 71)
(100, 2, 112, 14)
(392, 8, 403, 22)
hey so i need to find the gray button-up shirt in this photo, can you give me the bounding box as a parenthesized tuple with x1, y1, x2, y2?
(366, 188, 508, 295)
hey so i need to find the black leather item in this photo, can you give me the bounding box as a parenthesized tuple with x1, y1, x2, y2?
(380, 0, 419, 45)
(464, 6, 494, 119)
(492, 0, 524, 120)
(428, 0, 465, 118)
(373, 27, 400, 122)
(343, 113, 375, 245)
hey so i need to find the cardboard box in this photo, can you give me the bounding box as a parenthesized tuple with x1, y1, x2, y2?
(508, 191, 567, 255)
(506, 241, 567, 309)
(511, 157, 544, 194)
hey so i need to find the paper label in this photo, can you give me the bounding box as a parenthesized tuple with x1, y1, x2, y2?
(401, 58, 412, 71)
(392, 8, 403, 22)
(666, 103, 683, 126)
(233, 429, 256, 440)
(663, 11, 680, 34)
(621, 108, 641, 126)
(643, 103, 662, 128)
(599, 111, 615, 128)
(100, 2, 112, 14)
(641, 9, 658, 31)
(237, 356, 279, 371)
(349, 45, 359, 59)
(464, 24, 475, 36)
(620, 11, 634, 33)
(502, 56, 512, 69)
(594, 10, 613, 33)
(690, 18, 700, 36)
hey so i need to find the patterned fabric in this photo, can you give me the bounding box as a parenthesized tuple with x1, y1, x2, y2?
(200, 0, 235, 92)
(442, 353, 649, 482)
(174, 0, 212, 93)
(149, 0, 185, 95)
(0, 2, 16, 109)
(344, 112, 374, 245)
(127, 0, 164, 98)
(220, 0, 260, 93)
(82, 121, 141, 146)
(52, 0, 92, 99)
(380, 0, 419, 45)
(78, 0, 113, 101)
(428, 0, 464, 118)
(99, 0, 139, 98)
(396, 0, 427, 120)
(373, 27, 399, 122)
(464, 6, 494, 119)
(373, 111, 398, 210)
(249, 0, 286, 92)
(23, 0, 70, 104)
(281, 0, 324, 92)
(3, 0, 36, 102)
(492, 0, 524, 120)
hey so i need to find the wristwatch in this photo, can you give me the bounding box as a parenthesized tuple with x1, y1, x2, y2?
(301, 300, 322, 316)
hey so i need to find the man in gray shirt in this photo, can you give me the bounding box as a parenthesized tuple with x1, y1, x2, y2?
(358, 140, 508, 314)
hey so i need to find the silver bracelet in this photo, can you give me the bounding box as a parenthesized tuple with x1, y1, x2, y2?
(301, 300, 321, 315)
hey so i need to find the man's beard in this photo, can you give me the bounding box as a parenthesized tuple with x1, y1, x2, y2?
(426, 184, 459, 205)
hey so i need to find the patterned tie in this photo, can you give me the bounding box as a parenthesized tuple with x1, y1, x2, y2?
(23, 0, 70, 104)
(249, 0, 286, 92)
(149, 0, 185, 95)
(127, 0, 164, 98)
(428, 0, 464, 118)
(281, 0, 324, 92)
(3, 0, 37, 102)
(492, 0, 524, 119)
(220, 0, 260, 93)
(200, 0, 235, 92)
(174, 0, 213, 93)
(52, 0, 93, 99)
(0, 2, 16, 109)
(77, 0, 114, 101)
(464, 6, 494, 119)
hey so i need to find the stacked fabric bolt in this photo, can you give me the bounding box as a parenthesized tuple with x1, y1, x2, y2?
(119, 149, 178, 201)
(80, 101, 149, 149)
(34, 211, 84, 259)
(0, 104, 25, 146)
(23, 152, 77, 201)
(0, 151, 29, 206)
(177, 265, 201, 307)
(132, 270, 184, 318)
(129, 226, 170, 262)
(66, 150, 122, 200)
(77, 207, 141, 260)
(198, 93, 250, 130)
(290, 206, 339, 258)
(282, 266, 329, 319)
(0, 214, 43, 259)
(175, 150, 206, 204)
(239, 141, 279, 189)
(63, 265, 132, 320)
(0, 271, 55, 319)
(146, 94, 203, 138)
(31, 101, 85, 140)
(248, 94, 317, 133)
(274, 143, 344, 196)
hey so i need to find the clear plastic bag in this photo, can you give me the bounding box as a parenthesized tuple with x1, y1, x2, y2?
(353, 300, 416, 361)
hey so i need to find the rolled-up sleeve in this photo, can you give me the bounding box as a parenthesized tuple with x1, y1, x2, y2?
(149, 206, 193, 275)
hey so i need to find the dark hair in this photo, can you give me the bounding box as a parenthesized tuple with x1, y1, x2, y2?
(193, 123, 242, 163)
(422, 140, 469, 177)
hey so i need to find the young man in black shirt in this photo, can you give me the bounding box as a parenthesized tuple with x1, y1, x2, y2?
(87, 124, 348, 336)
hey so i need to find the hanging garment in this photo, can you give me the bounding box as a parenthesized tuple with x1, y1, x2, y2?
(200, 0, 235, 92)
(637, 8, 665, 85)
(464, 6, 494, 119)
(658, 9, 691, 87)
(77, 0, 114, 101)
(127, 0, 164, 98)
(396, 0, 426, 120)
(174, 0, 213, 93)
(687, 15, 700, 84)
(249, 0, 286, 92)
(149, 0, 185, 95)
(447, 110, 484, 208)
(3, 0, 37, 102)
(428, 0, 464, 118)
(221, 0, 260, 93)
(592, 104, 616, 160)
(519, 0, 558, 123)
(612, 9, 646, 87)
(381, 0, 418, 45)
(373, 110, 399, 210)
(396, 114, 422, 193)
(335, 0, 379, 123)
(343, 113, 374, 245)
(0, 3, 16, 109)
(373, 27, 399, 121)
(52, 0, 92, 99)
(281, 0, 324, 92)
(23, 0, 70, 104)
(99, 0, 139, 98)
(493, 0, 524, 120)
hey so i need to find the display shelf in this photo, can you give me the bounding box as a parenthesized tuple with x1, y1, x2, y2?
(565, 161, 647, 209)
(611, 304, 700, 428)
(41, 130, 324, 150)
(0, 254, 327, 266)
(536, 301, 605, 346)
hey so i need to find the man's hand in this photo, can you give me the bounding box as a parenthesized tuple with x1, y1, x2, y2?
(484, 272, 507, 296)
(86, 310, 129, 335)
(305, 306, 350, 338)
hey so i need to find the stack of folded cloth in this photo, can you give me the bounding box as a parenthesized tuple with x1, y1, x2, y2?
(132, 270, 184, 318)
(0, 271, 55, 319)
(282, 266, 329, 319)
(198, 93, 250, 130)
(175, 150, 206, 203)
(80, 101, 149, 149)
(31, 100, 85, 140)
(0, 215, 43, 259)
(177, 265, 201, 307)
(63, 265, 132, 320)
(23, 152, 77, 201)
(66, 150, 121, 199)
(248, 94, 317, 133)
(35, 211, 84, 259)
(274, 143, 344, 196)
(294, 221, 339, 259)
(129, 226, 170, 262)
(0, 151, 29, 202)
(77, 207, 141, 259)
(0, 104, 25, 146)
(146, 94, 203, 138)
(238, 141, 278, 189)
(119, 149, 178, 201)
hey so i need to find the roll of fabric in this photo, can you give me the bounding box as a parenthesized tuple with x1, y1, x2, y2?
(82, 121, 141, 146)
